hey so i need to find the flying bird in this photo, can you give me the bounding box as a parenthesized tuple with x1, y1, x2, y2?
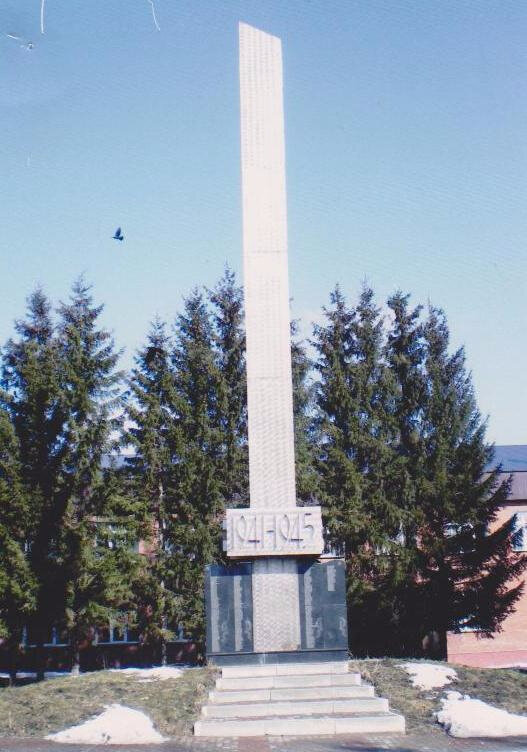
(113, 227, 124, 242)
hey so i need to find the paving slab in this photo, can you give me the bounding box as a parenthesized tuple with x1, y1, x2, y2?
(0, 732, 527, 752)
(0, 733, 526, 752)
(267, 733, 527, 752)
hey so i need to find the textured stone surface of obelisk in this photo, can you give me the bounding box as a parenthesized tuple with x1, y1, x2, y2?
(223, 23, 323, 561)
(240, 21, 294, 511)
(235, 23, 315, 653)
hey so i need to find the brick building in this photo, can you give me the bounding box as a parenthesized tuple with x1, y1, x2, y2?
(447, 445, 527, 668)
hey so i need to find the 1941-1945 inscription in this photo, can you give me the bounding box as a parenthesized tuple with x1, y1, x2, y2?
(223, 507, 324, 557)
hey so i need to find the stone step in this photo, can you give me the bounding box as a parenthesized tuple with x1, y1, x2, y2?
(216, 671, 361, 691)
(202, 697, 389, 719)
(194, 711, 406, 737)
(219, 661, 348, 678)
(209, 684, 375, 704)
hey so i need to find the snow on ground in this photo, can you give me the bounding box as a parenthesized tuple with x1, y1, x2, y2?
(436, 690, 527, 738)
(400, 661, 458, 690)
(1, 666, 186, 683)
(109, 665, 185, 682)
(46, 704, 167, 745)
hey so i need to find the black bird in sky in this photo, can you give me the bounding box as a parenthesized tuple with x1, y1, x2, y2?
(113, 227, 124, 241)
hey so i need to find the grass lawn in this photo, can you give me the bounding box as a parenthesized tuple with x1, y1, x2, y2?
(351, 658, 527, 734)
(0, 666, 216, 739)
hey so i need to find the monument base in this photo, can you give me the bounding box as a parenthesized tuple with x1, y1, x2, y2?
(208, 648, 348, 667)
(205, 558, 348, 665)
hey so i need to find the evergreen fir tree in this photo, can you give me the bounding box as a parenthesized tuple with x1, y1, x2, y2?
(208, 268, 248, 507)
(375, 290, 428, 655)
(125, 318, 180, 663)
(56, 278, 141, 674)
(313, 285, 398, 545)
(313, 285, 402, 653)
(0, 406, 36, 683)
(290, 320, 318, 504)
(1, 288, 65, 679)
(312, 286, 363, 552)
(385, 291, 426, 532)
(413, 306, 527, 658)
(165, 290, 224, 645)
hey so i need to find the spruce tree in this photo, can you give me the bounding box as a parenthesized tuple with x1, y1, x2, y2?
(414, 306, 527, 658)
(1, 288, 65, 679)
(125, 319, 180, 663)
(385, 291, 426, 531)
(0, 406, 36, 683)
(290, 320, 318, 504)
(165, 290, 224, 645)
(208, 268, 248, 507)
(313, 285, 402, 653)
(376, 290, 428, 655)
(312, 286, 363, 552)
(56, 278, 141, 674)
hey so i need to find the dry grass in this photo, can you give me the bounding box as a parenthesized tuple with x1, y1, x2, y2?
(0, 666, 216, 739)
(350, 658, 527, 734)
(1, 659, 526, 740)
(452, 663, 527, 715)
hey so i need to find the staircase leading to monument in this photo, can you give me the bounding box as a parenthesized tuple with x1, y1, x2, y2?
(194, 661, 405, 737)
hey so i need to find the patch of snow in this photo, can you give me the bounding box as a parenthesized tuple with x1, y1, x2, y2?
(436, 690, 527, 738)
(400, 661, 458, 690)
(46, 704, 167, 745)
(1, 666, 188, 682)
(109, 665, 184, 682)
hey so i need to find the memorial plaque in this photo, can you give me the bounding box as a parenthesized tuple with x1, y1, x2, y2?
(298, 559, 348, 651)
(223, 507, 324, 557)
(205, 563, 253, 656)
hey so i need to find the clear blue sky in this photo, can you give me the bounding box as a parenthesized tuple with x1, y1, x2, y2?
(1, 0, 525, 444)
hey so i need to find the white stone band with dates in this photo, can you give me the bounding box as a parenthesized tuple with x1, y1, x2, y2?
(223, 507, 324, 557)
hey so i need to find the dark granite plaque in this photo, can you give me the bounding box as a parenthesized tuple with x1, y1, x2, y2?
(205, 563, 253, 656)
(205, 558, 347, 662)
(298, 559, 348, 651)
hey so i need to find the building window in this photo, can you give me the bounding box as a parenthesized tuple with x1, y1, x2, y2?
(22, 625, 69, 646)
(513, 511, 527, 552)
(94, 618, 138, 644)
(112, 624, 126, 642)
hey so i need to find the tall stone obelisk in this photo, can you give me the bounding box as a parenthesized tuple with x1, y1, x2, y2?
(239, 21, 295, 512)
(225, 25, 323, 559)
(205, 22, 347, 666)
(240, 22, 308, 652)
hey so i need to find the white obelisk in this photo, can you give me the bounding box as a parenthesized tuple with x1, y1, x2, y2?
(223, 23, 323, 654)
(239, 22, 296, 510)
